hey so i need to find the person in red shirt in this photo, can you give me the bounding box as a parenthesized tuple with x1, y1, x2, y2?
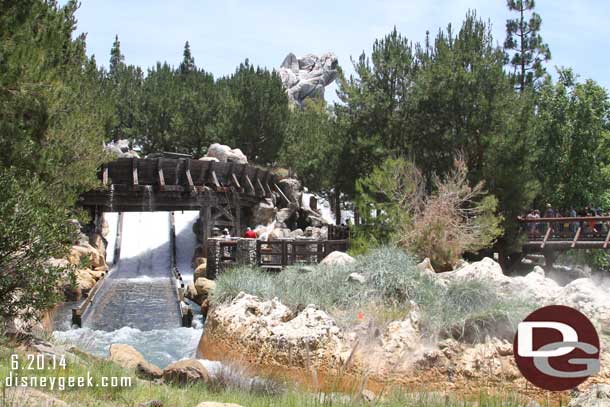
(244, 227, 257, 239)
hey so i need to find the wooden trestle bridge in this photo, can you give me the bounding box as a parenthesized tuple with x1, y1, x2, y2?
(79, 156, 287, 247)
(518, 216, 610, 252)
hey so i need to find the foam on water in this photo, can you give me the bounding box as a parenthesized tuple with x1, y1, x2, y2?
(103, 212, 119, 265)
(53, 326, 203, 369)
(53, 211, 210, 369)
(174, 211, 199, 282)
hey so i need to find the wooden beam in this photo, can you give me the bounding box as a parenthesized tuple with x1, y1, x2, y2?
(157, 159, 165, 190)
(541, 226, 553, 249)
(102, 166, 108, 187)
(256, 177, 265, 197)
(603, 228, 610, 249)
(211, 170, 221, 188)
(132, 158, 139, 185)
(571, 227, 582, 249)
(274, 183, 291, 204)
(231, 173, 241, 189)
(185, 160, 195, 190)
(233, 193, 241, 236)
(202, 205, 212, 255)
(244, 174, 255, 195)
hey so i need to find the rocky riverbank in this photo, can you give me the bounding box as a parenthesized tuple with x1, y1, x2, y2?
(198, 255, 610, 403)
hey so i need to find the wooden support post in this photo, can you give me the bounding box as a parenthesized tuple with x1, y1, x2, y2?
(102, 165, 108, 187)
(256, 177, 265, 197)
(541, 225, 553, 249)
(132, 158, 139, 185)
(274, 183, 291, 204)
(571, 227, 582, 249)
(231, 173, 242, 189)
(211, 170, 221, 188)
(244, 174, 255, 195)
(202, 205, 212, 255)
(233, 193, 241, 236)
(185, 160, 195, 191)
(157, 159, 165, 190)
(603, 229, 610, 249)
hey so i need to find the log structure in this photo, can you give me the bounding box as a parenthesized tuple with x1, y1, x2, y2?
(79, 157, 280, 252)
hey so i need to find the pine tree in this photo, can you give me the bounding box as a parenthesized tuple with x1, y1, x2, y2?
(109, 34, 124, 75)
(179, 41, 195, 75)
(504, 0, 551, 91)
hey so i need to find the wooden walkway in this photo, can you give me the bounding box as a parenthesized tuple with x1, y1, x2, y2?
(519, 216, 610, 252)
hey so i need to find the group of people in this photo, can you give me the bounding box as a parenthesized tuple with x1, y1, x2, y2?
(212, 227, 258, 239)
(523, 204, 610, 236)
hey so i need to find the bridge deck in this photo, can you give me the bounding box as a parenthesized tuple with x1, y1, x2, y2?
(79, 158, 279, 212)
(519, 216, 610, 252)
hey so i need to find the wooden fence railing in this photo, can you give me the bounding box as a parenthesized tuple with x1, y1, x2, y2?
(518, 216, 610, 249)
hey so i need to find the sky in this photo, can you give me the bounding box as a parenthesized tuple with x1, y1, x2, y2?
(66, 0, 610, 102)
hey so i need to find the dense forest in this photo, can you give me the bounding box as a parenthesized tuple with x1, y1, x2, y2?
(2, 1, 610, 316)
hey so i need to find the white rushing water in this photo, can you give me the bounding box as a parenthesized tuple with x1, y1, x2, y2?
(53, 211, 205, 368)
(174, 211, 199, 282)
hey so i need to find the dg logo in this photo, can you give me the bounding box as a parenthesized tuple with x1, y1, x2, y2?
(514, 305, 600, 391)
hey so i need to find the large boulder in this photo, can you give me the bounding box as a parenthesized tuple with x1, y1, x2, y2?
(204, 143, 247, 164)
(68, 243, 106, 269)
(109, 344, 147, 369)
(251, 198, 277, 226)
(279, 52, 338, 107)
(194, 260, 207, 281)
(105, 139, 139, 158)
(277, 178, 303, 205)
(319, 251, 355, 267)
(163, 359, 209, 385)
(195, 278, 216, 299)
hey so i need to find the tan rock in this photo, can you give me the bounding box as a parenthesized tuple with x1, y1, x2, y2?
(194, 277, 216, 297)
(194, 261, 207, 280)
(136, 361, 163, 380)
(163, 359, 209, 385)
(88, 268, 106, 280)
(319, 251, 355, 267)
(69, 244, 106, 269)
(195, 403, 244, 407)
(75, 269, 96, 292)
(194, 257, 207, 268)
(109, 344, 146, 369)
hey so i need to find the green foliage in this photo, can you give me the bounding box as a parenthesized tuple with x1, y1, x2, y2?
(214, 60, 290, 165)
(280, 99, 340, 192)
(533, 68, 610, 210)
(214, 247, 531, 341)
(0, 0, 110, 321)
(337, 13, 538, 255)
(355, 157, 503, 270)
(505, 0, 551, 91)
(0, 171, 73, 322)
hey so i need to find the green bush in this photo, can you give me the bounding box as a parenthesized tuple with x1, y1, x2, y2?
(213, 247, 532, 341)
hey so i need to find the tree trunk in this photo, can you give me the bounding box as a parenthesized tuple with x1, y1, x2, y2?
(334, 187, 341, 226)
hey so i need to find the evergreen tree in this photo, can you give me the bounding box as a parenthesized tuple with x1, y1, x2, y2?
(109, 34, 124, 75)
(214, 60, 289, 164)
(179, 41, 196, 75)
(0, 0, 111, 322)
(504, 0, 551, 91)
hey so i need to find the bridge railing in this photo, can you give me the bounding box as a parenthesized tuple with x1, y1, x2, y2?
(518, 216, 610, 249)
(207, 238, 349, 275)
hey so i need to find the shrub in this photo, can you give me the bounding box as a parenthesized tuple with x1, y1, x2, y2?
(213, 247, 531, 341)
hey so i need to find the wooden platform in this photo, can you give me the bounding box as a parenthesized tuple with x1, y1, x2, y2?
(79, 157, 279, 212)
